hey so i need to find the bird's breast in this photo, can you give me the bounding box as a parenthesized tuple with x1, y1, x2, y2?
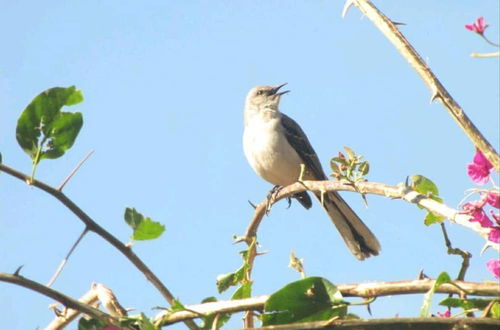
(243, 116, 303, 186)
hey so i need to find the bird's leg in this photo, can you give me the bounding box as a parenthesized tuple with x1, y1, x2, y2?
(266, 185, 284, 215)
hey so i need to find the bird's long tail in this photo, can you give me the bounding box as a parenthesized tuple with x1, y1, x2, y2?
(314, 191, 380, 260)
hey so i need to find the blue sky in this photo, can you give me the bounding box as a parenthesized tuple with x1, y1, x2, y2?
(1, 1, 499, 329)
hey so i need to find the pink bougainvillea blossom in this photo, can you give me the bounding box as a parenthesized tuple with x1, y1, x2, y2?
(463, 201, 493, 228)
(437, 310, 451, 318)
(487, 192, 500, 209)
(490, 210, 500, 224)
(467, 150, 493, 185)
(488, 227, 500, 243)
(465, 17, 489, 35)
(486, 259, 500, 279)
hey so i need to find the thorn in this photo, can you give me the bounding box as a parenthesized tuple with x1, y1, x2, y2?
(341, 0, 355, 18)
(14, 265, 24, 276)
(247, 200, 256, 209)
(392, 21, 406, 26)
(430, 91, 440, 103)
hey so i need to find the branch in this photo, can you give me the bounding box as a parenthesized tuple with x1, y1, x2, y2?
(0, 272, 118, 327)
(343, 0, 500, 172)
(240, 180, 498, 251)
(0, 163, 199, 330)
(155, 279, 500, 326)
(46, 288, 98, 330)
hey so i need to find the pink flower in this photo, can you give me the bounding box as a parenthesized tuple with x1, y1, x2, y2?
(487, 192, 500, 209)
(486, 259, 500, 279)
(437, 310, 451, 318)
(463, 200, 493, 228)
(467, 150, 493, 185)
(490, 210, 500, 224)
(488, 227, 500, 243)
(465, 17, 489, 35)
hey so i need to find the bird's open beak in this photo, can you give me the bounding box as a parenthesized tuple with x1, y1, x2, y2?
(272, 83, 289, 96)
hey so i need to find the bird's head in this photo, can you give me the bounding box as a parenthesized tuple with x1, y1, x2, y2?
(245, 83, 289, 111)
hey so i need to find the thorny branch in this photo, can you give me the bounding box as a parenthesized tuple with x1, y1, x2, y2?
(0, 163, 199, 330)
(0, 272, 120, 328)
(342, 0, 500, 172)
(154, 279, 500, 326)
(239, 180, 498, 251)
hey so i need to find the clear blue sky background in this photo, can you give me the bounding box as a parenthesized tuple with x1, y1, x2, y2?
(1, 1, 499, 329)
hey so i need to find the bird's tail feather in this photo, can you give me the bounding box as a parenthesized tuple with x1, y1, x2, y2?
(314, 191, 380, 260)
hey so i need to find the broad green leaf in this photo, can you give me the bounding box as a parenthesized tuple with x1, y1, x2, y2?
(420, 272, 451, 317)
(124, 207, 165, 241)
(232, 282, 252, 300)
(262, 277, 347, 326)
(132, 217, 165, 241)
(16, 86, 83, 164)
(424, 211, 446, 226)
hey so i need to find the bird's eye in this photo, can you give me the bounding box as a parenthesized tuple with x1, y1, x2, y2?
(256, 90, 264, 95)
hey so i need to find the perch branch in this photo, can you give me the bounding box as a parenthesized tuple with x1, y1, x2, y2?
(240, 180, 498, 251)
(0, 163, 199, 330)
(155, 279, 500, 326)
(343, 0, 499, 172)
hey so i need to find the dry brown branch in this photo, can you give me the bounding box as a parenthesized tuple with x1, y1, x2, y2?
(240, 180, 498, 251)
(0, 272, 119, 327)
(343, 0, 500, 172)
(155, 279, 500, 326)
(0, 163, 199, 330)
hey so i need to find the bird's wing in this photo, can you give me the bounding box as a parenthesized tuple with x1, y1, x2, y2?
(280, 113, 327, 180)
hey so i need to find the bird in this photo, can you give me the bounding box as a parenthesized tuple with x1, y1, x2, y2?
(242, 83, 380, 260)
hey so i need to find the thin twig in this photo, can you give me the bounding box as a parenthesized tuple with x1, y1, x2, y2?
(470, 51, 500, 58)
(0, 163, 199, 330)
(154, 279, 500, 326)
(47, 227, 89, 287)
(343, 0, 499, 172)
(0, 272, 120, 327)
(58, 150, 95, 191)
(440, 223, 471, 282)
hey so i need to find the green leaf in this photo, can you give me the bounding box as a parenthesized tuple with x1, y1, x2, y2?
(491, 301, 500, 318)
(344, 146, 355, 160)
(216, 264, 247, 294)
(124, 207, 165, 241)
(232, 282, 252, 300)
(358, 161, 370, 176)
(331, 157, 347, 166)
(420, 272, 451, 317)
(119, 313, 159, 330)
(411, 175, 440, 198)
(78, 317, 106, 330)
(262, 277, 347, 326)
(424, 211, 446, 226)
(16, 86, 84, 164)
(439, 297, 500, 310)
